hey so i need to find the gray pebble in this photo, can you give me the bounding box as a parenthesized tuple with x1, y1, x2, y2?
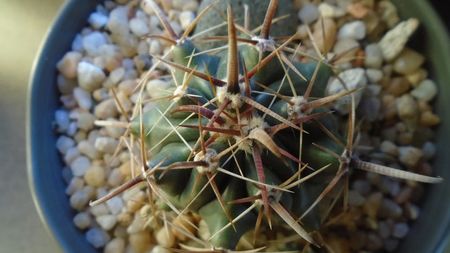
(73, 212, 92, 229)
(86, 227, 111, 248)
(298, 4, 319, 25)
(77, 62, 106, 91)
(392, 222, 409, 238)
(352, 180, 371, 196)
(411, 79, 438, 102)
(365, 44, 383, 69)
(338, 21, 366, 40)
(70, 156, 91, 177)
(88, 12, 109, 29)
(379, 198, 403, 219)
(82, 32, 108, 57)
(56, 136, 75, 154)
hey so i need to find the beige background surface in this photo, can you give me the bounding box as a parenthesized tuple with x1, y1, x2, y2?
(0, 0, 62, 252)
(0, 0, 449, 253)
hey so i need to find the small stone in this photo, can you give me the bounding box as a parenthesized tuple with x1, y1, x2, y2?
(56, 135, 75, 154)
(148, 40, 162, 55)
(406, 68, 428, 86)
(348, 190, 365, 206)
(298, 4, 319, 25)
(379, 198, 403, 219)
(393, 48, 425, 74)
(57, 74, 77, 95)
(70, 190, 90, 210)
(77, 140, 98, 160)
(396, 94, 418, 122)
(104, 238, 126, 253)
(399, 146, 423, 167)
(392, 223, 409, 238)
(366, 233, 383, 251)
(386, 77, 410, 96)
(70, 156, 91, 177)
(108, 6, 130, 35)
(318, 3, 345, 18)
(352, 180, 371, 196)
(129, 17, 150, 37)
(86, 227, 111, 248)
(77, 61, 106, 91)
(96, 214, 118, 231)
(365, 69, 383, 83)
(326, 68, 367, 114)
(411, 79, 438, 102)
(151, 246, 171, 253)
(66, 177, 84, 195)
(333, 38, 359, 57)
(96, 99, 119, 120)
(338, 21, 366, 40)
(146, 79, 171, 98)
(73, 212, 92, 229)
(365, 43, 383, 68)
(108, 168, 125, 187)
(378, 221, 391, 239)
(155, 228, 175, 248)
(378, 18, 419, 61)
(90, 203, 110, 217)
(84, 165, 106, 187)
(405, 203, 420, 220)
(106, 196, 124, 215)
(363, 192, 383, 218)
(129, 232, 152, 253)
(420, 111, 441, 127)
(198, 219, 210, 241)
(73, 87, 93, 110)
(77, 112, 96, 131)
(422, 142, 436, 160)
(127, 214, 146, 234)
(380, 140, 398, 156)
(95, 137, 119, 154)
(379, 0, 400, 28)
(57, 52, 82, 79)
(312, 18, 337, 53)
(88, 12, 109, 29)
(83, 32, 108, 57)
(346, 2, 369, 18)
(179, 11, 195, 30)
(104, 67, 125, 88)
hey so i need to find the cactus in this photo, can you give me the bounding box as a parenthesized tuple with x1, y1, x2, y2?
(91, 0, 442, 251)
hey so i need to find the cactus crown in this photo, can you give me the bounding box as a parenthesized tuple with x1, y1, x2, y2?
(91, 0, 442, 251)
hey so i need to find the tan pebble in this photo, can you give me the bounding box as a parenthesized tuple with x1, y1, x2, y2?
(172, 214, 195, 241)
(126, 191, 146, 212)
(352, 49, 365, 67)
(95, 99, 119, 119)
(399, 146, 423, 167)
(396, 94, 418, 122)
(84, 165, 106, 187)
(378, 0, 400, 28)
(73, 131, 87, 143)
(127, 213, 146, 234)
(155, 227, 175, 248)
(406, 68, 428, 86)
(381, 94, 397, 120)
(418, 101, 432, 112)
(117, 212, 133, 227)
(420, 111, 441, 127)
(113, 225, 128, 238)
(104, 238, 126, 253)
(129, 232, 153, 253)
(78, 140, 99, 160)
(77, 112, 96, 131)
(363, 192, 383, 219)
(151, 246, 172, 253)
(118, 79, 138, 96)
(312, 18, 337, 53)
(393, 48, 425, 75)
(108, 168, 125, 187)
(57, 51, 82, 79)
(347, 2, 369, 18)
(386, 77, 411, 96)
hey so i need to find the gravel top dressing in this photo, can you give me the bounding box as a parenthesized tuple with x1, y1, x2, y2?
(52, 0, 442, 252)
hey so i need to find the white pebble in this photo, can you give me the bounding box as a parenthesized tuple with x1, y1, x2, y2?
(78, 140, 98, 160)
(82, 32, 108, 56)
(86, 227, 111, 248)
(95, 136, 119, 154)
(411, 79, 438, 102)
(88, 12, 109, 29)
(380, 140, 398, 156)
(379, 18, 419, 61)
(104, 67, 125, 88)
(104, 238, 126, 253)
(77, 112, 96, 131)
(338, 21, 366, 40)
(73, 212, 92, 229)
(298, 3, 319, 25)
(66, 177, 84, 195)
(70, 156, 91, 177)
(179, 11, 195, 30)
(106, 196, 124, 215)
(398, 146, 423, 168)
(77, 61, 106, 91)
(148, 40, 162, 55)
(56, 136, 75, 154)
(108, 6, 130, 35)
(326, 68, 368, 114)
(129, 17, 150, 37)
(151, 246, 171, 253)
(366, 69, 383, 83)
(73, 87, 93, 110)
(108, 168, 124, 187)
(318, 3, 345, 18)
(96, 214, 118, 231)
(90, 203, 110, 217)
(64, 147, 80, 164)
(70, 189, 90, 210)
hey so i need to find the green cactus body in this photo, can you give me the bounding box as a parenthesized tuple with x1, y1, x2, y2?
(91, 0, 442, 251)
